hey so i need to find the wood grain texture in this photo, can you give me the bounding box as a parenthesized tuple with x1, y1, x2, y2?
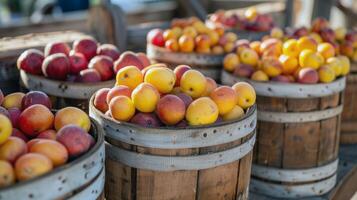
(341, 73, 357, 143)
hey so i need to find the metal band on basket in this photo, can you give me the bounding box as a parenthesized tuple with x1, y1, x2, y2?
(68, 169, 105, 200)
(106, 133, 255, 171)
(221, 70, 346, 98)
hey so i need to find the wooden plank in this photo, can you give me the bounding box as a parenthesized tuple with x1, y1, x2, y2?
(105, 159, 132, 200)
(256, 122, 284, 168)
(236, 136, 253, 200)
(283, 122, 320, 169)
(342, 81, 357, 120)
(318, 117, 338, 166)
(287, 98, 319, 112)
(319, 93, 340, 109)
(136, 147, 198, 200)
(257, 96, 286, 112)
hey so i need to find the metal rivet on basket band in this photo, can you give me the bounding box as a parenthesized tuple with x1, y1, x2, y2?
(257, 105, 343, 123)
(250, 174, 336, 198)
(146, 43, 224, 67)
(106, 134, 255, 171)
(221, 70, 346, 98)
(252, 159, 338, 182)
(20, 70, 115, 99)
(89, 100, 257, 149)
(68, 168, 105, 200)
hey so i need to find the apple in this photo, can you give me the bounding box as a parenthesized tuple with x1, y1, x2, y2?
(72, 38, 98, 60)
(97, 44, 120, 61)
(44, 42, 70, 57)
(42, 53, 70, 80)
(68, 51, 88, 75)
(77, 69, 101, 83)
(17, 49, 44, 75)
(21, 91, 52, 110)
(88, 55, 114, 81)
(147, 29, 165, 47)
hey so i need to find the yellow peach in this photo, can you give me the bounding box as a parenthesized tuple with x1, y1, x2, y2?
(232, 82, 256, 109)
(299, 49, 320, 69)
(0, 160, 15, 187)
(251, 70, 269, 81)
(317, 43, 335, 59)
(326, 57, 342, 76)
(180, 70, 207, 98)
(54, 107, 91, 132)
(185, 97, 219, 125)
(109, 96, 135, 121)
(239, 48, 258, 66)
(297, 36, 318, 52)
(116, 65, 143, 90)
(223, 53, 240, 72)
(339, 55, 350, 75)
(210, 86, 237, 115)
(182, 26, 197, 38)
(0, 114, 12, 145)
(318, 66, 336, 83)
(222, 105, 245, 121)
(178, 35, 195, 53)
(283, 39, 299, 58)
(131, 83, 160, 113)
(207, 30, 219, 46)
(279, 54, 298, 75)
(144, 67, 176, 94)
(335, 27, 346, 41)
(2, 92, 25, 109)
(270, 27, 284, 39)
(262, 57, 283, 77)
(201, 77, 217, 96)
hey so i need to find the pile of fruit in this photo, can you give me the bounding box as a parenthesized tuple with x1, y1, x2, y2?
(223, 18, 351, 84)
(147, 17, 239, 54)
(93, 63, 256, 127)
(0, 89, 95, 187)
(18, 38, 152, 82)
(208, 7, 274, 32)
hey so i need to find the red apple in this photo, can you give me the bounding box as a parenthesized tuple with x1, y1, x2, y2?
(17, 49, 44, 75)
(136, 52, 151, 68)
(147, 29, 165, 47)
(77, 69, 101, 83)
(69, 52, 88, 75)
(73, 38, 98, 60)
(130, 112, 162, 128)
(114, 51, 144, 73)
(42, 53, 70, 80)
(21, 91, 52, 110)
(97, 44, 120, 61)
(173, 65, 191, 86)
(94, 88, 110, 113)
(44, 42, 71, 57)
(88, 55, 114, 81)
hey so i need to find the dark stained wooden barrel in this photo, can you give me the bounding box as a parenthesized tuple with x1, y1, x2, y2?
(147, 43, 224, 81)
(222, 70, 346, 198)
(0, 118, 105, 200)
(89, 95, 257, 200)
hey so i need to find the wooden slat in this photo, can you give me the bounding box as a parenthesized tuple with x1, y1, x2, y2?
(236, 135, 253, 200)
(256, 96, 286, 112)
(342, 80, 357, 120)
(320, 93, 340, 109)
(283, 122, 320, 169)
(318, 117, 338, 165)
(287, 98, 319, 112)
(105, 159, 132, 200)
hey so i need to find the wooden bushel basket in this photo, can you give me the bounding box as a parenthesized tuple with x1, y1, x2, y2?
(222, 71, 346, 198)
(89, 95, 257, 200)
(0, 118, 105, 200)
(340, 63, 357, 144)
(146, 43, 224, 81)
(20, 70, 115, 111)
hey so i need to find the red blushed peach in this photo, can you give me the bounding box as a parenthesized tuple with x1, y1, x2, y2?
(173, 65, 191, 86)
(17, 49, 44, 75)
(233, 64, 254, 78)
(44, 42, 71, 57)
(136, 52, 151, 68)
(201, 77, 218, 97)
(37, 130, 57, 140)
(2, 92, 25, 109)
(8, 107, 21, 128)
(114, 51, 145, 73)
(21, 91, 52, 110)
(176, 92, 193, 108)
(156, 94, 186, 125)
(11, 128, 29, 142)
(15, 153, 53, 181)
(30, 140, 68, 167)
(94, 88, 110, 113)
(106, 85, 132, 104)
(0, 160, 15, 187)
(88, 55, 114, 81)
(72, 38, 98, 60)
(19, 105, 54, 137)
(0, 137, 27, 163)
(54, 107, 90, 132)
(130, 112, 162, 128)
(97, 44, 120, 61)
(297, 68, 319, 84)
(210, 86, 237, 115)
(56, 125, 92, 158)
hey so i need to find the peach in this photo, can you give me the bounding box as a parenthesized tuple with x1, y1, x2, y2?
(183, 26, 197, 38)
(309, 32, 323, 44)
(180, 70, 207, 98)
(17, 49, 44, 75)
(299, 49, 320, 69)
(19, 105, 54, 137)
(116, 65, 143, 90)
(97, 44, 120, 61)
(318, 66, 336, 83)
(335, 27, 346, 41)
(131, 83, 160, 113)
(251, 70, 269, 81)
(174, 65, 191, 86)
(136, 53, 151, 68)
(163, 29, 177, 40)
(185, 97, 219, 125)
(239, 48, 258, 66)
(42, 53, 70, 80)
(260, 38, 282, 58)
(156, 95, 186, 125)
(283, 39, 299, 58)
(178, 35, 194, 53)
(339, 56, 350, 75)
(195, 34, 211, 49)
(30, 140, 68, 167)
(142, 63, 168, 77)
(250, 41, 261, 55)
(0, 136, 27, 163)
(37, 130, 57, 140)
(311, 18, 329, 32)
(56, 125, 93, 157)
(109, 96, 135, 121)
(193, 20, 209, 34)
(262, 57, 283, 77)
(271, 75, 293, 83)
(44, 42, 70, 57)
(213, 26, 225, 36)
(72, 38, 98, 60)
(176, 93, 193, 108)
(340, 41, 354, 58)
(317, 43, 335, 59)
(88, 55, 114, 81)
(54, 107, 90, 132)
(196, 46, 211, 54)
(15, 153, 53, 181)
(297, 68, 319, 84)
(244, 7, 258, 21)
(207, 30, 219, 46)
(94, 88, 110, 113)
(165, 39, 179, 52)
(0, 160, 15, 187)
(201, 77, 217, 97)
(235, 39, 250, 54)
(68, 52, 88, 75)
(326, 57, 342, 77)
(0, 114, 12, 145)
(2, 92, 25, 109)
(27, 139, 42, 150)
(233, 64, 255, 78)
(225, 32, 238, 43)
(210, 86, 237, 115)
(21, 91, 52, 110)
(223, 53, 239, 72)
(77, 69, 101, 83)
(279, 54, 298, 75)
(222, 105, 244, 121)
(320, 27, 335, 42)
(212, 45, 225, 55)
(144, 67, 176, 93)
(232, 82, 256, 109)
(270, 27, 284, 39)
(130, 112, 162, 128)
(171, 27, 183, 38)
(11, 128, 29, 142)
(223, 42, 235, 53)
(114, 51, 145, 73)
(147, 29, 165, 47)
(106, 85, 132, 105)
(297, 36, 317, 52)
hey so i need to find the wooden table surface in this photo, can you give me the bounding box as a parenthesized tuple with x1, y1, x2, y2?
(250, 144, 357, 200)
